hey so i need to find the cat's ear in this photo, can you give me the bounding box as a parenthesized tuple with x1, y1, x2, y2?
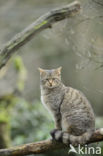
(56, 66, 62, 75)
(38, 67, 46, 76)
(38, 67, 44, 73)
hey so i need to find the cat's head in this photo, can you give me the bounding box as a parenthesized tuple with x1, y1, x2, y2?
(38, 67, 62, 89)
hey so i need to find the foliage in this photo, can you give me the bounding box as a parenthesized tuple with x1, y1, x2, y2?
(13, 56, 27, 91)
(10, 98, 53, 145)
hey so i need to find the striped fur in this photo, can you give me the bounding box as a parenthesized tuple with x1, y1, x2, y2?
(39, 67, 95, 145)
(50, 129, 93, 146)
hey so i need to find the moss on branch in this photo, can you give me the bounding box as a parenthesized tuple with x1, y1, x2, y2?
(0, 1, 80, 69)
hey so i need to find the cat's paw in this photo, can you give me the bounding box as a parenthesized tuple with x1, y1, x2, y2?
(50, 129, 58, 138)
(70, 135, 79, 147)
(70, 135, 86, 147)
(50, 129, 62, 142)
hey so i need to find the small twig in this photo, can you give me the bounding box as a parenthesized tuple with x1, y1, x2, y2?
(92, 0, 103, 7)
(77, 15, 103, 26)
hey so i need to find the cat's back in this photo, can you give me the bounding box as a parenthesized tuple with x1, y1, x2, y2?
(61, 86, 95, 117)
(61, 86, 95, 132)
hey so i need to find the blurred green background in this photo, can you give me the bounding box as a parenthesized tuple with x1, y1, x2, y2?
(0, 0, 103, 156)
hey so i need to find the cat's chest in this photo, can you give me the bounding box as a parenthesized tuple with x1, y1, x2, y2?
(41, 92, 62, 111)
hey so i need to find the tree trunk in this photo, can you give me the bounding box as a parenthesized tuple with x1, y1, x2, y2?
(0, 122, 11, 149)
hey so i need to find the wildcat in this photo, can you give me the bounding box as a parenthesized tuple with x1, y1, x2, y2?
(38, 67, 95, 146)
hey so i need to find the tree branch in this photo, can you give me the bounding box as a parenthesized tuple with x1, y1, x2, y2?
(0, 129, 103, 156)
(0, 1, 80, 69)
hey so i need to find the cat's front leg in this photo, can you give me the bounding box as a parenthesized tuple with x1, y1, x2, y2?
(50, 112, 62, 141)
(54, 112, 62, 129)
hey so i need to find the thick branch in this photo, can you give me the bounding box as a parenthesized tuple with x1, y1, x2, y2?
(0, 1, 80, 69)
(0, 129, 103, 156)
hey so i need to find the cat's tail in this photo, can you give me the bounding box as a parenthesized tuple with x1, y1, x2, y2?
(50, 129, 93, 146)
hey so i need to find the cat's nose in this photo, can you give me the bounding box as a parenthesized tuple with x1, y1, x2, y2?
(49, 79, 53, 86)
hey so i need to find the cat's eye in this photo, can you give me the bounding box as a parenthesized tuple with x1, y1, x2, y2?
(52, 78, 56, 80)
(43, 78, 57, 82)
(41, 79, 47, 83)
(46, 78, 49, 81)
(53, 78, 58, 81)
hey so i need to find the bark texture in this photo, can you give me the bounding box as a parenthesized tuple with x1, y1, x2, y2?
(0, 129, 103, 156)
